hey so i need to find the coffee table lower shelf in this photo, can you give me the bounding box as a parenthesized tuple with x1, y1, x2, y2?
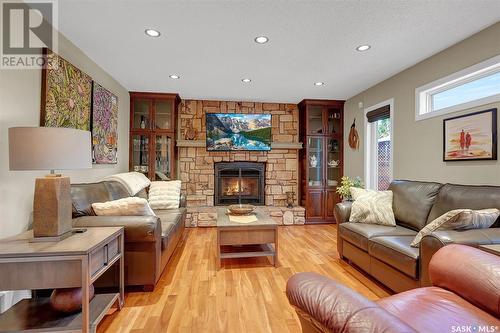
(0, 293, 119, 332)
(219, 244, 277, 267)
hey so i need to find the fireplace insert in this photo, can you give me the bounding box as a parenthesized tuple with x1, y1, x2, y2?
(214, 162, 265, 205)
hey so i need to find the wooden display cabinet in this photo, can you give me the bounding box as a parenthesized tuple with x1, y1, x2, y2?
(129, 92, 180, 180)
(298, 99, 344, 223)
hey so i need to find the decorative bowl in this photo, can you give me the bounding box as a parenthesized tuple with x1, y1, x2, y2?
(228, 204, 255, 215)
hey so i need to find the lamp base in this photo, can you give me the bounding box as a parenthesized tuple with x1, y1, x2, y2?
(30, 230, 73, 243)
(32, 175, 72, 239)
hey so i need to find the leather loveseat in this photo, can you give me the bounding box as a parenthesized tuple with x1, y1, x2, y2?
(286, 244, 500, 333)
(334, 180, 500, 292)
(70, 180, 186, 290)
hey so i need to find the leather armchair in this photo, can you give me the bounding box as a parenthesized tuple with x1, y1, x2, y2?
(419, 228, 500, 286)
(287, 244, 500, 333)
(287, 273, 416, 333)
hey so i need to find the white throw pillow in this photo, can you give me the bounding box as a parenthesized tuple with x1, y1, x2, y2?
(148, 180, 182, 210)
(411, 208, 499, 247)
(349, 187, 396, 226)
(92, 197, 156, 216)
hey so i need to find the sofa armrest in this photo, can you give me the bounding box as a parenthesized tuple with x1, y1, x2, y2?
(72, 215, 161, 243)
(429, 244, 500, 318)
(179, 193, 187, 208)
(286, 272, 416, 333)
(420, 228, 500, 286)
(334, 201, 352, 224)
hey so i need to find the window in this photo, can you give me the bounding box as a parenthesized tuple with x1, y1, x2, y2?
(416, 55, 500, 121)
(364, 99, 393, 190)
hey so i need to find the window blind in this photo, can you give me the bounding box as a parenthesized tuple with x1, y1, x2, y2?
(366, 105, 390, 123)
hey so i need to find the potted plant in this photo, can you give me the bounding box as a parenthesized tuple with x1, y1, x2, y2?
(336, 176, 363, 201)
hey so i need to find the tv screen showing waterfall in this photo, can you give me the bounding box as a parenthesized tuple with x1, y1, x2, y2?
(206, 113, 272, 151)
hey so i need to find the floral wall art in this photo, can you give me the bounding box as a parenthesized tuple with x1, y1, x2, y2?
(40, 50, 92, 130)
(92, 82, 118, 164)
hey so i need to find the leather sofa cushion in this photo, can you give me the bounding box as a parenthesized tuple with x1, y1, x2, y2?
(427, 183, 500, 224)
(71, 181, 130, 217)
(377, 287, 500, 332)
(340, 222, 416, 251)
(156, 208, 186, 250)
(389, 180, 442, 231)
(368, 236, 419, 278)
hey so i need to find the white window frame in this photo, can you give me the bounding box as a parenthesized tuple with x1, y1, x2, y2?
(364, 98, 394, 190)
(415, 54, 500, 121)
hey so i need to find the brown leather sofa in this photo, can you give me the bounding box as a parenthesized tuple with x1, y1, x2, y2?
(334, 180, 500, 292)
(70, 181, 186, 290)
(287, 244, 500, 333)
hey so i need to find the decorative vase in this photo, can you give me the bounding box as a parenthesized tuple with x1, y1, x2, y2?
(309, 155, 318, 168)
(286, 191, 295, 208)
(50, 284, 95, 313)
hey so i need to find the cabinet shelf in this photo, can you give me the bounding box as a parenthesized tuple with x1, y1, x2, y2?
(299, 99, 345, 224)
(130, 92, 180, 181)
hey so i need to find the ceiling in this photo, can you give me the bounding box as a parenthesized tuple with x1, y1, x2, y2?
(58, 1, 500, 103)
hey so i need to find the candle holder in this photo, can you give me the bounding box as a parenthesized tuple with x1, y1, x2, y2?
(286, 191, 295, 208)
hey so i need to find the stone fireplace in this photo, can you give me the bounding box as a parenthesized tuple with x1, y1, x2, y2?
(214, 162, 265, 205)
(177, 100, 305, 227)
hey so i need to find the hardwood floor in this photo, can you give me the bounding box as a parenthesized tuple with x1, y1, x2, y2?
(98, 225, 389, 333)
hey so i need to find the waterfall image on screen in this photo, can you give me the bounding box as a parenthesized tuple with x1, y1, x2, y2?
(206, 113, 272, 151)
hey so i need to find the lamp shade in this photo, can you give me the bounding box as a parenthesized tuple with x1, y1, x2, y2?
(9, 127, 92, 171)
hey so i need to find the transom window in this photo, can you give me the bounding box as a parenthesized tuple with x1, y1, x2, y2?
(416, 55, 500, 121)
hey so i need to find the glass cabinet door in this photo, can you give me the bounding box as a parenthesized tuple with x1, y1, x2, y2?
(131, 135, 149, 175)
(307, 137, 324, 187)
(307, 105, 324, 135)
(326, 138, 341, 188)
(326, 107, 342, 135)
(154, 134, 173, 180)
(132, 99, 151, 130)
(154, 100, 173, 130)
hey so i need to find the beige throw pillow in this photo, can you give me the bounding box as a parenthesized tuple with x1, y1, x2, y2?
(411, 208, 499, 247)
(349, 187, 396, 226)
(92, 197, 156, 216)
(148, 180, 182, 210)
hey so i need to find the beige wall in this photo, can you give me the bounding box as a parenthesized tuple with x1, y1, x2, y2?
(344, 22, 500, 186)
(0, 33, 130, 239)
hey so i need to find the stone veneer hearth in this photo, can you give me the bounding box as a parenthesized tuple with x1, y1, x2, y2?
(178, 100, 305, 227)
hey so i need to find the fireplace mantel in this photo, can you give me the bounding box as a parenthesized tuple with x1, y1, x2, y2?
(177, 139, 303, 150)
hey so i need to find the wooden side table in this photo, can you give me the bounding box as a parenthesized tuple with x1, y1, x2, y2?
(0, 227, 124, 333)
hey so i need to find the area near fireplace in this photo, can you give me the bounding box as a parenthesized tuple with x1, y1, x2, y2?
(214, 162, 265, 205)
(177, 100, 305, 227)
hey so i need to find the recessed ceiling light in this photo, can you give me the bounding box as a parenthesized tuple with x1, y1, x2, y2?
(145, 29, 161, 37)
(242, 78, 251, 83)
(314, 82, 325, 86)
(254, 36, 269, 44)
(356, 45, 371, 52)
(169, 74, 180, 79)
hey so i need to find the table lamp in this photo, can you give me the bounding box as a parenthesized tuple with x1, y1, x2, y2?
(9, 127, 92, 241)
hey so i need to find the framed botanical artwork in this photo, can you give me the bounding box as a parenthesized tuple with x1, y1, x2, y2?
(40, 49, 92, 130)
(92, 82, 118, 164)
(443, 108, 497, 161)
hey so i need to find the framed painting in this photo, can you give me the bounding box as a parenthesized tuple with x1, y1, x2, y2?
(92, 82, 118, 164)
(443, 108, 497, 161)
(40, 49, 92, 131)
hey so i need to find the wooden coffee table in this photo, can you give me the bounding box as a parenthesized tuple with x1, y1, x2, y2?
(216, 207, 278, 269)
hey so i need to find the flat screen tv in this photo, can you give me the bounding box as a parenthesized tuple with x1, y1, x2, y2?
(206, 113, 272, 151)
